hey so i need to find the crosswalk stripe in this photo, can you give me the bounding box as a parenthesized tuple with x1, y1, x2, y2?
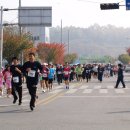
(83, 89, 93, 93)
(66, 89, 77, 94)
(94, 86, 101, 89)
(53, 86, 63, 89)
(50, 89, 63, 94)
(99, 89, 108, 93)
(79, 85, 89, 89)
(115, 89, 125, 94)
(107, 85, 114, 89)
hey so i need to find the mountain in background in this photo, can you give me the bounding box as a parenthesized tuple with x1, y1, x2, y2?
(50, 24, 130, 58)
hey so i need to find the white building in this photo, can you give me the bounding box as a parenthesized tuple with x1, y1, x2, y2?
(25, 26, 50, 45)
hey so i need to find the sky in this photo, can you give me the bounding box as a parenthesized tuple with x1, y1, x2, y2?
(0, 0, 130, 28)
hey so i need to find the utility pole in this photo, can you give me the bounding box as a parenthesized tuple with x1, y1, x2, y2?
(68, 29, 70, 54)
(0, 6, 3, 70)
(60, 19, 62, 44)
(18, 0, 23, 65)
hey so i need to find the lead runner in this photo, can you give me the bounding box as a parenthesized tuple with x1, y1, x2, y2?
(23, 52, 42, 111)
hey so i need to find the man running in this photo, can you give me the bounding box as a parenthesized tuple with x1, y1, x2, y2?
(10, 57, 23, 105)
(23, 53, 42, 111)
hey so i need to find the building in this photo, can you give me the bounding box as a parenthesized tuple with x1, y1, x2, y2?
(25, 26, 50, 45)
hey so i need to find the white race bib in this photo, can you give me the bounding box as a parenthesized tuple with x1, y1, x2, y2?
(7, 76, 12, 81)
(58, 71, 62, 74)
(43, 73, 47, 77)
(13, 77, 19, 83)
(64, 71, 68, 75)
(28, 70, 36, 77)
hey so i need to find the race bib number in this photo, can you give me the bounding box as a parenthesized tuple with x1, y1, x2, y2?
(58, 71, 62, 74)
(64, 71, 68, 75)
(7, 76, 12, 81)
(43, 73, 47, 77)
(86, 70, 89, 73)
(13, 77, 19, 83)
(28, 70, 36, 77)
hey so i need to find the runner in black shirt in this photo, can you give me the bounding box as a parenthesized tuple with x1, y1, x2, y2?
(23, 53, 42, 111)
(10, 57, 23, 105)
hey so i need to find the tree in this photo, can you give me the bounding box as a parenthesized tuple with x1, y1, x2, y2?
(126, 48, 130, 56)
(118, 54, 130, 64)
(64, 53, 78, 64)
(37, 43, 65, 64)
(3, 26, 33, 64)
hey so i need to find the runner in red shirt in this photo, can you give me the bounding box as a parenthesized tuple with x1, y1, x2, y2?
(63, 62, 71, 89)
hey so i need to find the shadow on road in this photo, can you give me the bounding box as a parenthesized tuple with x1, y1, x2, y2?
(0, 108, 31, 114)
(107, 110, 130, 114)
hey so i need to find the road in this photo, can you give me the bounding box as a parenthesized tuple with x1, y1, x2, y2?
(0, 73, 130, 130)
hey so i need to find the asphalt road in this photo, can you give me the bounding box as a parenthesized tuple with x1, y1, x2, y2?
(0, 73, 130, 130)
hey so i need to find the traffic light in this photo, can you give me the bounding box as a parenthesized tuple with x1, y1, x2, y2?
(100, 3, 119, 10)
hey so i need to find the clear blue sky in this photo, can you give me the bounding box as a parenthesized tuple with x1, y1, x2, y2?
(1, 0, 130, 28)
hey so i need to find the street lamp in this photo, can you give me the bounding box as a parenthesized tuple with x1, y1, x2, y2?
(0, 6, 3, 70)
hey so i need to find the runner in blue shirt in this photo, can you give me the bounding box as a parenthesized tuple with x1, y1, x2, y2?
(48, 64, 55, 90)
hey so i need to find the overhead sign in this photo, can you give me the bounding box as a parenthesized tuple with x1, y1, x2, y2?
(126, 0, 130, 10)
(18, 6, 52, 26)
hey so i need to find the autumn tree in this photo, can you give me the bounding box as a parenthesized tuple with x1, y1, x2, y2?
(3, 26, 33, 64)
(64, 53, 78, 64)
(118, 54, 130, 64)
(37, 43, 65, 64)
(126, 48, 130, 56)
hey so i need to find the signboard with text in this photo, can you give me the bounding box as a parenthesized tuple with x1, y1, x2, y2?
(18, 6, 52, 26)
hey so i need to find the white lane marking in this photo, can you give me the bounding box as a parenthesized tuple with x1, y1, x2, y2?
(79, 85, 89, 89)
(50, 89, 63, 94)
(60, 95, 130, 98)
(115, 89, 125, 94)
(53, 85, 64, 89)
(22, 99, 30, 102)
(83, 89, 93, 93)
(99, 89, 108, 93)
(66, 89, 77, 94)
(94, 86, 101, 89)
(107, 85, 114, 89)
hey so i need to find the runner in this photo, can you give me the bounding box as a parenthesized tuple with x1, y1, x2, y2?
(75, 64, 83, 82)
(48, 64, 55, 90)
(63, 62, 70, 89)
(41, 63, 49, 92)
(10, 57, 23, 105)
(23, 52, 42, 111)
(3, 65, 12, 98)
(0, 70, 3, 97)
(56, 64, 63, 85)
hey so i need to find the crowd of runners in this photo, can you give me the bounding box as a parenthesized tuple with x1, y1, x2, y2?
(0, 52, 126, 111)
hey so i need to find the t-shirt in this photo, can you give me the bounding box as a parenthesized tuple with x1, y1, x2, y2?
(63, 67, 70, 77)
(10, 64, 23, 85)
(48, 68, 55, 79)
(42, 67, 49, 78)
(23, 61, 42, 85)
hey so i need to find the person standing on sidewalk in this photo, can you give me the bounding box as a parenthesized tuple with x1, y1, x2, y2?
(10, 57, 23, 105)
(23, 52, 42, 111)
(115, 63, 125, 88)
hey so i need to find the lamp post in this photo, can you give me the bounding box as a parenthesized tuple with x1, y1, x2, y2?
(0, 6, 3, 70)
